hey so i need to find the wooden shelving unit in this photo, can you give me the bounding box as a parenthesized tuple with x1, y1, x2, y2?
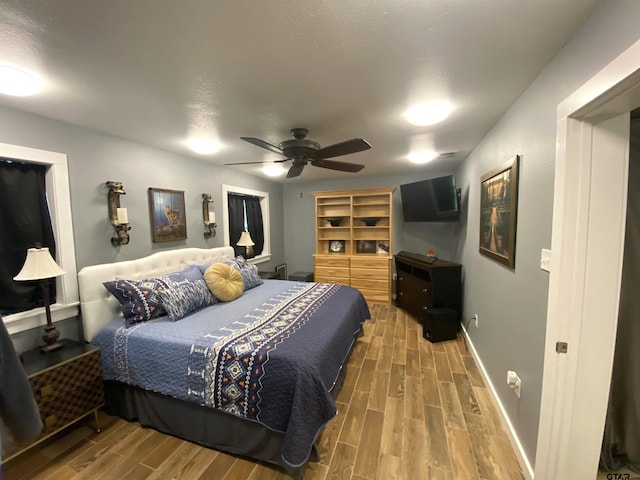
(313, 187, 395, 304)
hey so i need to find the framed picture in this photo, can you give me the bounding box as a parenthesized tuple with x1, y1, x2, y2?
(356, 240, 377, 254)
(328, 240, 345, 253)
(148, 188, 187, 242)
(479, 155, 520, 267)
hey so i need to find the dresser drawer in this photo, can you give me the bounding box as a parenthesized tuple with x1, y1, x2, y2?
(314, 275, 350, 286)
(31, 349, 102, 402)
(350, 257, 389, 269)
(315, 265, 350, 278)
(350, 277, 389, 291)
(359, 289, 391, 304)
(350, 267, 389, 281)
(315, 256, 350, 268)
(30, 349, 104, 438)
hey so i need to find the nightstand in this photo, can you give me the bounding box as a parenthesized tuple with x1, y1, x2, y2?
(258, 270, 282, 280)
(2, 339, 105, 463)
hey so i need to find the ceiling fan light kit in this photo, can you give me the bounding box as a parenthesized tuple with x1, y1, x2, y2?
(228, 128, 371, 178)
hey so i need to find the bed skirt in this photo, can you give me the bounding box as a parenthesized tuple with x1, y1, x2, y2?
(102, 327, 357, 479)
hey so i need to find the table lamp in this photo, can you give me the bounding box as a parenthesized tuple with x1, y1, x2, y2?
(236, 231, 255, 258)
(13, 244, 65, 352)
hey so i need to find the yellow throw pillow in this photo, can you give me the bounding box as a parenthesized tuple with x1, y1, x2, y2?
(204, 263, 243, 302)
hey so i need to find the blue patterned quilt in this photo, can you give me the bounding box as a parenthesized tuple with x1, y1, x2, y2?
(92, 280, 370, 467)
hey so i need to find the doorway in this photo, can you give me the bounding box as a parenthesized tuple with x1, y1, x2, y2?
(535, 39, 640, 479)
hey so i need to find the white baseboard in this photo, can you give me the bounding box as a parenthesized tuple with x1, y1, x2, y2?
(461, 325, 535, 480)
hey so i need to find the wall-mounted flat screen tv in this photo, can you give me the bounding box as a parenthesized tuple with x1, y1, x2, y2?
(400, 174, 460, 222)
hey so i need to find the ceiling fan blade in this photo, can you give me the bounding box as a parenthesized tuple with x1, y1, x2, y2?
(314, 138, 371, 159)
(311, 158, 364, 172)
(240, 137, 284, 155)
(287, 163, 305, 178)
(224, 159, 288, 166)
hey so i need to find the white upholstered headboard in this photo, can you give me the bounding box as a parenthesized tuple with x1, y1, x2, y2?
(77, 246, 235, 342)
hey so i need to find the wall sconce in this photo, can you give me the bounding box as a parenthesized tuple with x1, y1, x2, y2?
(106, 181, 131, 246)
(202, 193, 217, 239)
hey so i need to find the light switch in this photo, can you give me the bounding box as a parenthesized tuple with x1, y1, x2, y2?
(540, 249, 551, 272)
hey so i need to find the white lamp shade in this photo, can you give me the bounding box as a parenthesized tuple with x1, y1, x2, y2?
(13, 247, 65, 281)
(236, 231, 255, 247)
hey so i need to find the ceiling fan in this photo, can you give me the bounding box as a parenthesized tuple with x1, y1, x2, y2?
(226, 128, 371, 178)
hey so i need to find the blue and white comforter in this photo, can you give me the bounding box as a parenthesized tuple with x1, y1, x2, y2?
(92, 280, 370, 467)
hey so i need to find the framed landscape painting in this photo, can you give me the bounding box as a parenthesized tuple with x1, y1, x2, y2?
(479, 155, 520, 268)
(148, 188, 187, 242)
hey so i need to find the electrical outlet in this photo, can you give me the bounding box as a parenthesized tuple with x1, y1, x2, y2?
(514, 375, 522, 398)
(473, 314, 479, 328)
(507, 370, 522, 398)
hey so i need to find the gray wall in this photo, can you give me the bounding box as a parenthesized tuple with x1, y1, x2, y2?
(0, 105, 285, 350)
(284, 0, 640, 468)
(454, 0, 640, 466)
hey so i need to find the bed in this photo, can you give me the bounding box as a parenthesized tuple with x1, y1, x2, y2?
(77, 247, 370, 478)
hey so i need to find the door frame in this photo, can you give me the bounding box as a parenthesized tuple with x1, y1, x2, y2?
(535, 39, 640, 478)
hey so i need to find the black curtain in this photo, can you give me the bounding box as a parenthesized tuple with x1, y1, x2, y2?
(228, 194, 246, 257)
(228, 193, 264, 258)
(0, 160, 56, 315)
(244, 196, 264, 256)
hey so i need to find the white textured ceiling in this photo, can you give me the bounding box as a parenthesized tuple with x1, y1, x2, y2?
(0, 1, 598, 182)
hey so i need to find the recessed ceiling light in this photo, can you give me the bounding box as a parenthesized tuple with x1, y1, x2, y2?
(408, 151, 439, 164)
(186, 139, 221, 155)
(0, 65, 42, 96)
(405, 103, 452, 126)
(263, 164, 285, 177)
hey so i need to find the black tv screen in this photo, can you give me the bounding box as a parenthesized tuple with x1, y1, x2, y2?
(400, 174, 460, 222)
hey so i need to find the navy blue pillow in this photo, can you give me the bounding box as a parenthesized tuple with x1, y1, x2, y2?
(222, 256, 263, 291)
(103, 277, 171, 326)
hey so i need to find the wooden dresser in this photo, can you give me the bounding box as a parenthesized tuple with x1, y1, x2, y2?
(394, 251, 462, 322)
(2, 339, 104, 463)
(313, 187, 395, 304)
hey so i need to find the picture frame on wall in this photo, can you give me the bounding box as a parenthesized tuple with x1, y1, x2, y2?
(148, 187, 187, 243)
(479, 155, 520, 268)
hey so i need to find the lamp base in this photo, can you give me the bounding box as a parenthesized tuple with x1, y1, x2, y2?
(40, 342, 63, 353)
(41, 324, 63, 353)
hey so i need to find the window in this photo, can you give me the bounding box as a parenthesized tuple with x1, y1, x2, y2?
(0, 160, 57, 315)
(222, 185, 271, 264)
(0, 143, 78, 334)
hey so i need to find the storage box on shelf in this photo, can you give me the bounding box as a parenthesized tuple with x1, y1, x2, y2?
(313, 187, 395, 304)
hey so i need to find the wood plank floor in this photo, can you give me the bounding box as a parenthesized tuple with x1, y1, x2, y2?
(3, 303, 524, 480)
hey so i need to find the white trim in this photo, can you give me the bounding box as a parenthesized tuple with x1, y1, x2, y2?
(461, 325, 534, 480)
(221, 184, 271, 264)
(535, 38, 640, 479)
(0, 142, 79, 333)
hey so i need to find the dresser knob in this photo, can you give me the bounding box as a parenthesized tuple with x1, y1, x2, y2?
(398, 276, 403, 281)
(423, 306, 429, 310)
(399, 292, 403, 296)
(422, 288, 428, 293)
